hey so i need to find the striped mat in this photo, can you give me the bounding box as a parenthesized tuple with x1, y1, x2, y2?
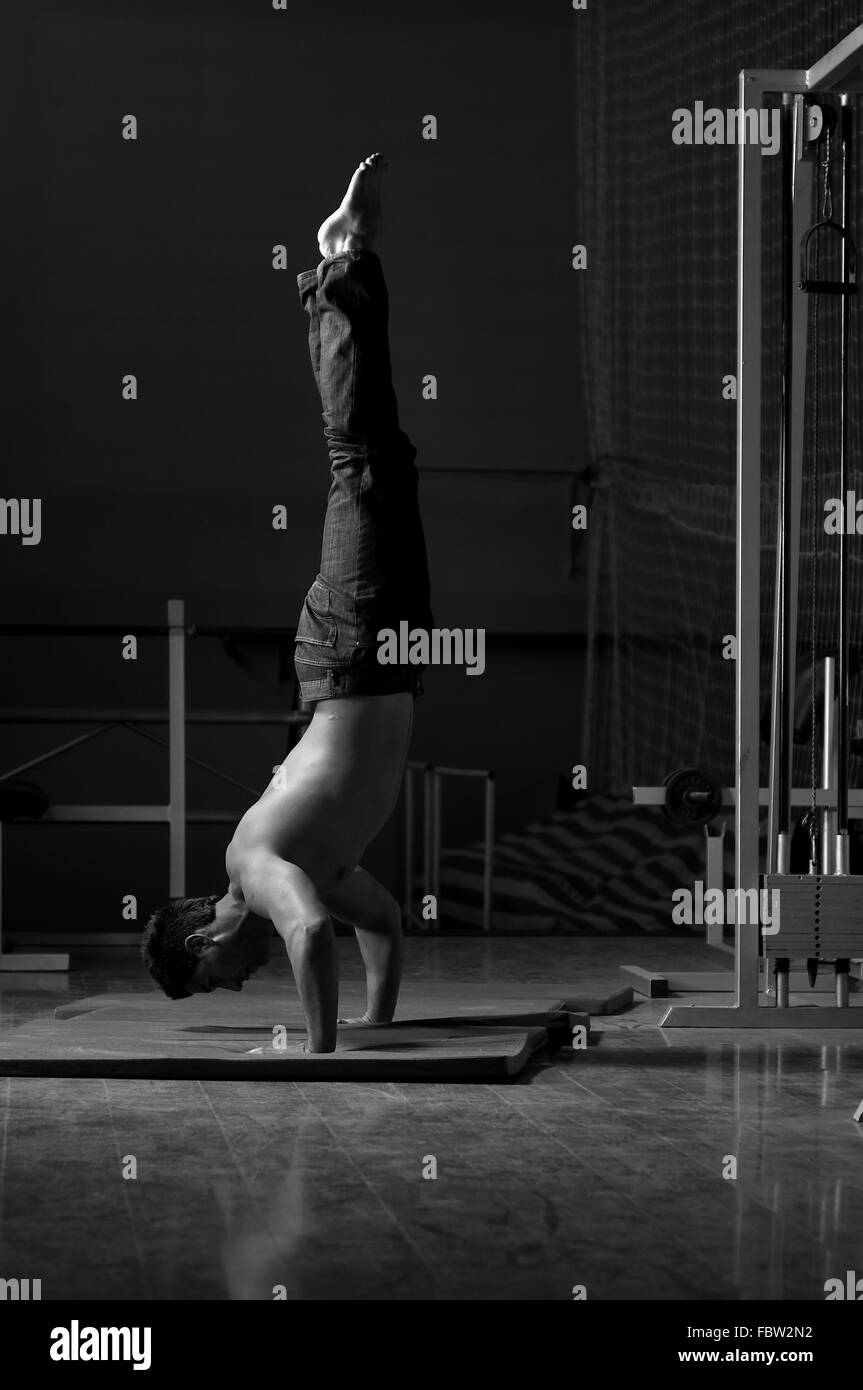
(430, 795, 766, 935)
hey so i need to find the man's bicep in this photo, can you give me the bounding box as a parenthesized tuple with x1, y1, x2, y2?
(244, 855, 329, 927)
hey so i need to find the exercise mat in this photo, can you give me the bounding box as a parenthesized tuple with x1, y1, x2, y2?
(0, 983, 582, 1080)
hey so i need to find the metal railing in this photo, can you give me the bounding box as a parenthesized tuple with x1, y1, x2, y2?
(403, 761, 495, 933)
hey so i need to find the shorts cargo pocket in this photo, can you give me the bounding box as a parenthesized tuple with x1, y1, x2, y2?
(295, 577, 338, 648)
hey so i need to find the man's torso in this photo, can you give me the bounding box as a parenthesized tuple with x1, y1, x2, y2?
(226, 691, 413, 900)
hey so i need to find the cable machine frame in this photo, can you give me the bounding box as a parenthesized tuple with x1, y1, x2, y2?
(663, 25, 863, 1027)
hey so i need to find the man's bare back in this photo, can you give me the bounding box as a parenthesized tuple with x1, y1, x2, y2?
(228, 691, 413, 898)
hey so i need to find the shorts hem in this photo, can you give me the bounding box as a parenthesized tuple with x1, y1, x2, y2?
(297, 669, 425, 705)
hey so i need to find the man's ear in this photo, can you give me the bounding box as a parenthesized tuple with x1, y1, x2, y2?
(184, 932, 212, 958)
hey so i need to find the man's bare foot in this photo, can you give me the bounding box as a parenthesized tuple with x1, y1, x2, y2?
(317, 152, 384, 260)
(337, 1014, 390, 1027)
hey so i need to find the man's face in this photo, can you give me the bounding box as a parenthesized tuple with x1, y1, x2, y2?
(186, 937, 266, 994)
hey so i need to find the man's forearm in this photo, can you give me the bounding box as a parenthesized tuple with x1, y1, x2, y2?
(277, 913, 339, 1053)
(242, 856, 340, 1052)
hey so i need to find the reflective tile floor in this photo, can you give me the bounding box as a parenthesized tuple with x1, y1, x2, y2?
(1, 937, 862, 1300)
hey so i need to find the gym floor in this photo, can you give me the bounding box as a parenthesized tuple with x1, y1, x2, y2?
(1, 937, 861, 1301)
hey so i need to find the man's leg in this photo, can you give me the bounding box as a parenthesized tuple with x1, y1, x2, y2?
(296, 155, 433, 643)
(297, 153, 399, 439)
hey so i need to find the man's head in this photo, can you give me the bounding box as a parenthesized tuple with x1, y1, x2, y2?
(141, 892, 270, 998)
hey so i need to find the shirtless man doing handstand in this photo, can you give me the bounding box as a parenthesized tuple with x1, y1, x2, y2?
(142, 154, 433, 1053)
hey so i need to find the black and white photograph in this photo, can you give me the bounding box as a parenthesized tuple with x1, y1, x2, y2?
(3, 0, 863, 1355)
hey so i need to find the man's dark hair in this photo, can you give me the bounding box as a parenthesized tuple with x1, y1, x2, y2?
(140, 894, 220, 999)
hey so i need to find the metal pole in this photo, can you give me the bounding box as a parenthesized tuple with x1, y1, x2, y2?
(775, 958, 790, 1007)
(430, 765, 491, 778)
(403, 766, 414, 924)
(423, 766, 433, 905)
(167, 599, 186, 898)
(822, 656, 836, 873)
(836, 96, 852, 860)
(0, 726, 113, 782)
(431, 769, 442, 916)
(704, 825, 726, 949)
(834, 94, 853, 964)
(769, 95, 796, 872)
(482, 774, 495, 933)
(787, 95, 815, 866)
(836, 962, 850, 1006)
(736, 72, 766, 1008)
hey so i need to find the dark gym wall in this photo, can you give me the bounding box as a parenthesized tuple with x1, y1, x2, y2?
(2, 1, 587, 934)
(5, 0, 583, 625)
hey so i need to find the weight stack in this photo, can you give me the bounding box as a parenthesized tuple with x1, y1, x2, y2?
(762, 873, 863, 960)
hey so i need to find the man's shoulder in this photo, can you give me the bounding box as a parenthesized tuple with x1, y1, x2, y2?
(225, 838, 278, 892)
